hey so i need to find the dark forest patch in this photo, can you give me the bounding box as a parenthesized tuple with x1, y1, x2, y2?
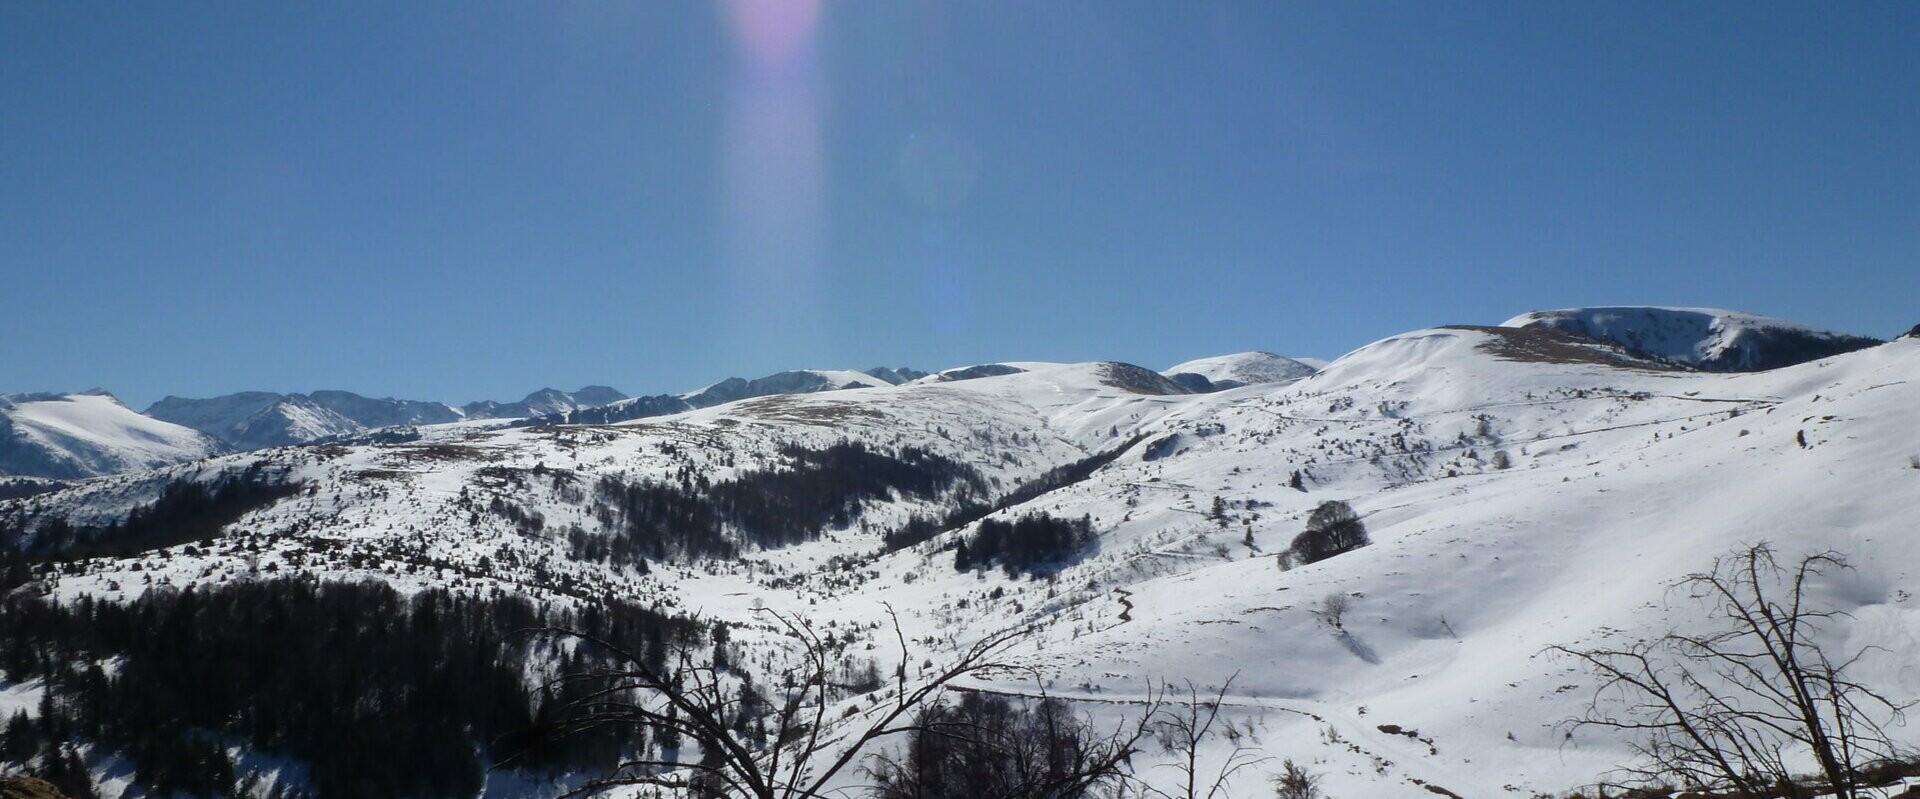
(586, 441, 987, 564)
(3, 465, 299, 561)
(0, 579, 697, 799)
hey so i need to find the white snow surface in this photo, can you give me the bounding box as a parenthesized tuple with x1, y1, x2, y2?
(1163, 351, 1318, 387)
(0, 392, 226, 478)
(9, 335, 1920, 798)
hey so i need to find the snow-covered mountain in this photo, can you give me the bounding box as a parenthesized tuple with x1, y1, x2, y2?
(520, 367, 923, 427)
(143, 391, 462, 450)
(916, 363, 1029, 383)
(144, 386, 631, 450)
(5, 311, 1919, 798)
(458, 386, 628, 420)
(1503, 306, 1881, 371)
(0, 391, 226, 479)
(1162, 351, 1319, 392)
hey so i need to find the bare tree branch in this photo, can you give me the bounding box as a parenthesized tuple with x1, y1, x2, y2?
(1551, 543, 1914, 799)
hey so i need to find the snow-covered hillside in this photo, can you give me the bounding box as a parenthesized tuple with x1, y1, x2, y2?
(1163, 351, 1319, 391)
(0, 392, 226, 479)
(5, 320, 1919, 798)
(1504, 306, 1882, 371)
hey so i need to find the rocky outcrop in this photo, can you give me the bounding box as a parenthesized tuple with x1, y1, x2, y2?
(0, 777, 68, 799)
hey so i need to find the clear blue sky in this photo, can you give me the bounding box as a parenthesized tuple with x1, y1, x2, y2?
(5, 3, 1917, 409)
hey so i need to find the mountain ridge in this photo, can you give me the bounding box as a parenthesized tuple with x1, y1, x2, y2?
(2, 307, 1913, 798)
(0, 392, 227, 480)
(142, 386, 632, 451)
(1502, 306, 1882, 371)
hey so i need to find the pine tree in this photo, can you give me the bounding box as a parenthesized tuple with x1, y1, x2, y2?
(1, 709, 38, 763)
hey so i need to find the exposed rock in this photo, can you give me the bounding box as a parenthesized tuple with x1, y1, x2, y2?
(0, 777, 68, 799)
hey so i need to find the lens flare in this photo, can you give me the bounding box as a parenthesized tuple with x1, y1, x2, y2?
(718, 1, 827, 358)
(725, 0, 821, 66)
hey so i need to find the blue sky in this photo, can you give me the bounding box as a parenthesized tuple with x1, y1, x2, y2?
(4, 2, 1916, 408)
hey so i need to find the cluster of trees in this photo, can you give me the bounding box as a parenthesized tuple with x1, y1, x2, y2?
(0, 578, 700, 799)
(1281, 501, 1368, 568)
(590, 442, 987, 562)
(880, 513, 952, 551)
(3, 464, 298, 561)
(955, 513, 1095, 576)
(883, 436, 1142, 554)
(487, 495, 548, 537)
(0, 550, 28, 594)
(545, 607, 1315, 799)
(866, 693, 1140, 799)
(0, 478, 64, 502)
(565, 524, 652, 574)
(540, 606, 1188, 799)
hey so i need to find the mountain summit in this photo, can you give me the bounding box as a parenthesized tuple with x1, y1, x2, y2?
(1502, 306, 1880, 371)
(1162, 351, 1319, 391)
(0, 392, 225, 479)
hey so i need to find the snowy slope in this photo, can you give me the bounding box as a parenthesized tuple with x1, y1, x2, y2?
(1163, 351, 1319, 391)
(679, 369, 895, 405)
(898, 328, 1920, 798)
(1504, 306, 1881, 371)
(7, 331, 1920, 798)
(1, 360, 1197, 591)
(0, 392, 227, 479)
(527, 368, 915, 427)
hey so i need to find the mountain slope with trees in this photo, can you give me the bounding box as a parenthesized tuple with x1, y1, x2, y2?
(1, 310, 1916, 798)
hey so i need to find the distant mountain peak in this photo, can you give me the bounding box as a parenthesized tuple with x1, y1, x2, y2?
(863, 367, 930, 385)
(1502, 306, 1881, 372)
(1162, 351, 1318, 392)
(0, 391, 225, 479)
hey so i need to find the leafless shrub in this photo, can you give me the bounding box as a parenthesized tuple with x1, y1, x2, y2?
(1313, 594, 1351, 631)
(1549, 543, 1914, 799)
(1270, 759, 1324, 799)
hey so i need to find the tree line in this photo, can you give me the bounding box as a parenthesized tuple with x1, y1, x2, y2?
(2, 464, 298, 562)
(954, 513, 1096, 576)
(882, 436, 1144, 554)
(589, 441, 987, 562)
(0, 578, 700, 799)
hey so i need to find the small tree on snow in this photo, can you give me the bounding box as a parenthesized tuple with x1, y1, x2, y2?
(1271, 759, 1323, 799)
(1311, 593, 1351, 631)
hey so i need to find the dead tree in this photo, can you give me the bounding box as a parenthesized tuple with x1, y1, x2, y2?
(533, 603, 1031, 799)
(1550, 543, 1912, 799)
(1142, 675, 1268, 799)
